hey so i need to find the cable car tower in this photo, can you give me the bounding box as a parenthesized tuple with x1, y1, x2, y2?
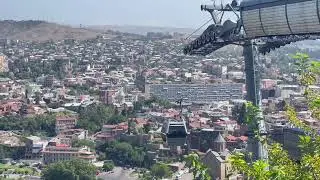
(184, 0, 320, 160)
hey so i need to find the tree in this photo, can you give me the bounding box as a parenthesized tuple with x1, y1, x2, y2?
(102, 161, 114, 172)
(185, 153, 211, 180)
(0, 114, 56, 137)
(150, 163, 173, 179)
(104, 141, 146, 167)
(77, 104, 125, 132)
(232, 102, 246, 125)
(229, 53, 320, 179)
(42, 159, 97, 180)
(143, 123, 151, 134)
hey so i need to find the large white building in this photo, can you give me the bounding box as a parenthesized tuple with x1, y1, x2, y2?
(146, 83, 244, 103)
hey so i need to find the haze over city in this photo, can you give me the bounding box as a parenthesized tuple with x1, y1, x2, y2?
(0, 0, 213, 28)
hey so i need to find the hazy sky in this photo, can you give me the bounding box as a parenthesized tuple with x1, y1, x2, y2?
(0, 0, 220, 28)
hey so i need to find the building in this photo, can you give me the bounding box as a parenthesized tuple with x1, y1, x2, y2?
(42, 143, 95, 164)
(282, 128, 305, 160)
(43, 75, 55, 88)
(99, 88, 125, 105)
(55, 115, 78, 133)
(25, 136, 48, 159)
(201, 133, 233, 180)
(146, 83, 243, 104)
(261, 79, 277, 89)
(0, 131, 27, 159)
(275, 85, 301, 99)
(58, 129, 88, 140)
(94, 123, 128, 143)
(0, 54, 9, 73)
(189, 129, 227, 152)
(0, 100, 22, 116)
(54, 129, 88, 146)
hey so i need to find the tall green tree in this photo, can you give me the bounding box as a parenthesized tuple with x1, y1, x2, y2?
(185, 153, 211, 180)
(230, 53, 320, 180)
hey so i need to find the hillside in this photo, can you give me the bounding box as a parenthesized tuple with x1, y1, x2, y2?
(0, 20, 101, 41)
(89, 24, 197, 35)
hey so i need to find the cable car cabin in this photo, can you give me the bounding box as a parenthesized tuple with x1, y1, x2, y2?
(240, 0, 320, 38)
(162, 120, 189, 147)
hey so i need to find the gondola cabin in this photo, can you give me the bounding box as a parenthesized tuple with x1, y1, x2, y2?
(241, 0, 320, 38)
(162, 120, 189, 147)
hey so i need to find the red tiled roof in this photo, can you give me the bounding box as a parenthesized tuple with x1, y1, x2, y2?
(56, 144, 69, 147)
(226, 135, 248, 142)
(226, 135, 237, 141)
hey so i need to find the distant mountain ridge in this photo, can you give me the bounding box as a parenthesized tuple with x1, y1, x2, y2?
(0, 20, 101, 41)
(0, 20, 199, 41)
(88, 24, 198, 35)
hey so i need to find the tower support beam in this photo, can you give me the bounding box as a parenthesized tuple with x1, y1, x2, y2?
(243, 40, 268, 161)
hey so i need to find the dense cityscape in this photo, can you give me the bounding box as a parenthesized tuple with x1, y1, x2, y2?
(0, 0, 319, 179)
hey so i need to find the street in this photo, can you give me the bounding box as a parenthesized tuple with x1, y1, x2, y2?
(97, 167, 137, 180)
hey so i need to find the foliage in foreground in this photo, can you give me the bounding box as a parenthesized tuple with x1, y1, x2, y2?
(185, 153, 211, 180)
(42, 159, 97, 180)
(230, 53, 320, 179)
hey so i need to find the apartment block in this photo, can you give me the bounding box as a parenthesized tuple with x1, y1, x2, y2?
(42, 144, 95, 164)
(146, 83, 243, 103)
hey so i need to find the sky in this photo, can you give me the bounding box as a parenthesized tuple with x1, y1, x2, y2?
(0, 0, 221, 28)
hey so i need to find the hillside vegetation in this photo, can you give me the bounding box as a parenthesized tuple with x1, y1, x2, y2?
(0, 20, 101, 41)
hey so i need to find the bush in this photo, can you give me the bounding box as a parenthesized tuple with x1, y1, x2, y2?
(102, 161, 114, 172)
(42, 159, 97, 180)
(150, 163, 173, 179)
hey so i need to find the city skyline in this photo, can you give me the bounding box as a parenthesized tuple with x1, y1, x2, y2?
(0, 0, 217, 28)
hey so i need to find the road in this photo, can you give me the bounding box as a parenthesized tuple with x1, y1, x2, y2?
(178, 172, 193, 180)
(97, 167, 137, 180)
(172, 168, 193, 180)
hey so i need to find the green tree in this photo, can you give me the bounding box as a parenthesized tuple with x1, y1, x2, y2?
(0, 114, 56, 137)
(102, 161, 114, 172)
(150, 163, 173, 179)
(232, 102, 246, 125)
(77, 104, 123, 132)
(42, 159, 97, 180)
(230, 53, 320, 180)
(143, 123, 151, 134)
(185, 153, 211, 180)
(104, 141, 146, 167)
